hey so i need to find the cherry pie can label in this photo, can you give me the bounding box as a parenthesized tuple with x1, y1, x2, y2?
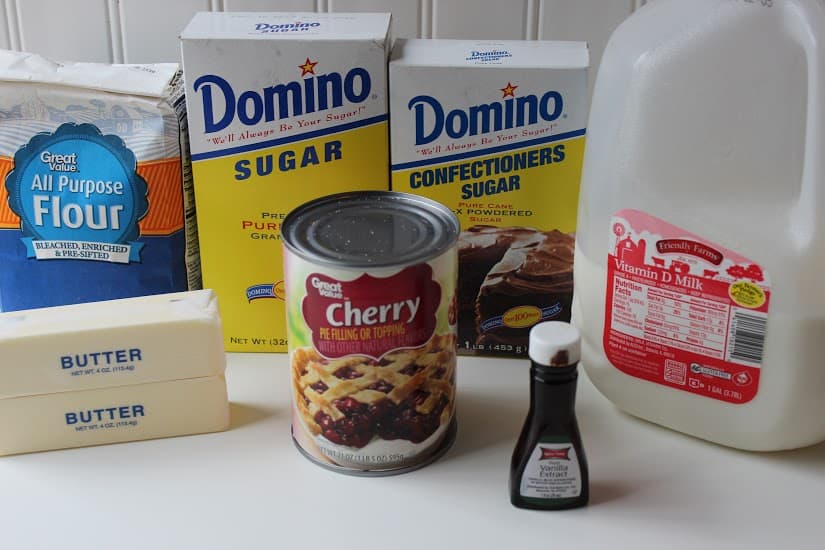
(282, 191, 460, 475)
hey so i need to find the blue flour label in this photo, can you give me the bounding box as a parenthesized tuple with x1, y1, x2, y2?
(5, 123, 149, 264)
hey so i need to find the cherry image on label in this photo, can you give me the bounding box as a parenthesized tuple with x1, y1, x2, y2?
(302, 263, 442, 360)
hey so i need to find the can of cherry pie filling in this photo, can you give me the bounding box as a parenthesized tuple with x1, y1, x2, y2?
(282, 191, 459, 475)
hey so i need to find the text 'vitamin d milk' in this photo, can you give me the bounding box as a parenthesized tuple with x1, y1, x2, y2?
(574, 0, 825, 450)
(181, 12, 391, 352)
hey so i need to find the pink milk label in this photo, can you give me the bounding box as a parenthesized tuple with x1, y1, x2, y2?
(604, 209, 771, 404)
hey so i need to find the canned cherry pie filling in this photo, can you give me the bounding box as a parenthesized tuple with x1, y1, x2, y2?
(282, 191, 460, 474)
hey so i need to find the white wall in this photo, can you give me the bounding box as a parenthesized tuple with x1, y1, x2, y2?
(0, 0, 648, 76)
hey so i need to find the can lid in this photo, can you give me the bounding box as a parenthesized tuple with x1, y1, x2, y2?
(282, 191, 460, 268)
(529, 321, 580, 367)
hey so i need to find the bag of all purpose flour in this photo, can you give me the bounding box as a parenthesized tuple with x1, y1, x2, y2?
(0, 50, 200, 311)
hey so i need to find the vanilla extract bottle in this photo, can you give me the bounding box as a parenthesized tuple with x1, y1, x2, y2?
(510, 321, 589, 510)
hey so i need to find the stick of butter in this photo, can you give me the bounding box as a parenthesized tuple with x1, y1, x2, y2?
(0, 289, 225, 398)
(0, 375, 229, 456)
(0, 290, 230, 455)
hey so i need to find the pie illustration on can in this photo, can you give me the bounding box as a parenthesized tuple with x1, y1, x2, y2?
(292, 334, 456, 449)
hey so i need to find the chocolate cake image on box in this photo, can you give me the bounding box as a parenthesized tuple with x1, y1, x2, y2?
(457, 226, 574, 356)
(457, 226, 544, 349)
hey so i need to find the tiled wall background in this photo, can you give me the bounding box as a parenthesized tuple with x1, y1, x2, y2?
(0, 0, 649, 80)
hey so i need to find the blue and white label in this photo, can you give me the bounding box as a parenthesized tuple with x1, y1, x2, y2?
(480, 302, 563, 332)
(246, 282, 279, 301)
(60, 348, 143, 378)
(4, 123, 149, 264)
(254, 21, 321, 33)
(465, 49, 513, 64)
(65, 404, 145, 430)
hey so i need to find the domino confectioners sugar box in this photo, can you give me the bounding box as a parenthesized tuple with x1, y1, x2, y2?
(181, 12, 391, 352)
(390, 39, 588, 357)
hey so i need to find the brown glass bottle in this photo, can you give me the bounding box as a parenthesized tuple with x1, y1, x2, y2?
(510, 322, 589, 510)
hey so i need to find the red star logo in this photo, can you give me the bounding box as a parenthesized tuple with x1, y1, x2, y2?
(500, 82, 518, 98)
(298, 57, 318, 77)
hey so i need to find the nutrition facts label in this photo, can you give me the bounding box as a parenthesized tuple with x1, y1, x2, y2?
(611, 280, 729, 360)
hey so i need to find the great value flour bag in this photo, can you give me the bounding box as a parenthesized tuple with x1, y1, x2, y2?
(0, 50, 200, 312)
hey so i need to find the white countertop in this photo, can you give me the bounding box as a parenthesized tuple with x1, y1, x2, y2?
(2, 353, 824, 549)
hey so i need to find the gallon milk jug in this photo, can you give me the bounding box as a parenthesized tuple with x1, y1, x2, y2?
(574, 0, 825, 450)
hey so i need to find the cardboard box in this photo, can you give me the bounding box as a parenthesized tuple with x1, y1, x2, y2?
(389, 39, 588, 356)
(181, 12, 391, 352)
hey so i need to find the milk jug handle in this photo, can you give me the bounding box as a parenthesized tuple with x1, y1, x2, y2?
(793, 3, 825, 210)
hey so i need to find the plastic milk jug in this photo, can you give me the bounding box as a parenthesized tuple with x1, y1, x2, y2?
(574, 0, 825, 450)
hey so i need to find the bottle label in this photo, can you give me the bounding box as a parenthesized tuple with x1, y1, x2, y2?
(604, 209, 770, 404)
(520, 438, 582, 500)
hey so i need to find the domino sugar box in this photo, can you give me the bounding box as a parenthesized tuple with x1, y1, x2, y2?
(181, 12, 391, 352)
(390, 39, 589, 357)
